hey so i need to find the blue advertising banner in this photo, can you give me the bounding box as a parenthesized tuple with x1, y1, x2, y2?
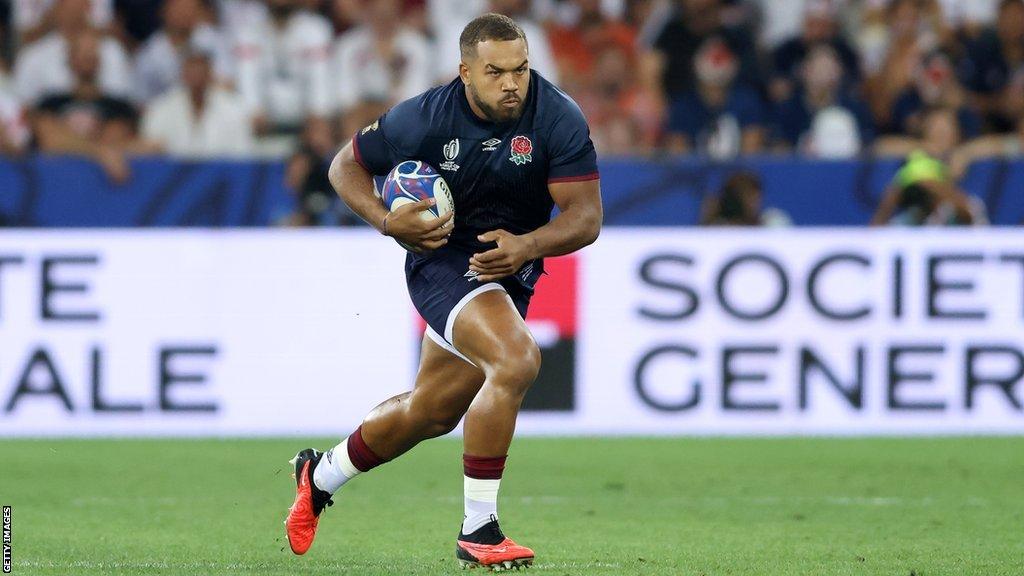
(1, 156, 1022, 227)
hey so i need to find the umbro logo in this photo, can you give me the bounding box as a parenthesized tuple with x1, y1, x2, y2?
(519, 261, 534, 280)
(464, 270, 480, 281)
(481, 138, 501, 152)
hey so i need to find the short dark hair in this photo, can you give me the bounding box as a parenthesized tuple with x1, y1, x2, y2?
(459, 13, 527, 60)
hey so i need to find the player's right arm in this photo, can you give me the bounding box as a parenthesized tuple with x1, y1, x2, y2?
(329, 138, 452, 251)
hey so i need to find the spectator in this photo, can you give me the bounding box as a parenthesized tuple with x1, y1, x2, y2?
(114, 0, 165, 47)
(232, 0, 333, 133)
(700, 171, 791, 226)
(665, 37, 766, 158)
(865, 0, 947, 128)
(333, 0, 433, 138)
(547, 0, 637, 94)
(642, 0, 760, 100)
(428, 0, 560, 83)
(872, 105, 988, 225)
(753, 0, 808, 49)
(0, 30, 29, 155)
(133, 0, 231, 103)
(574, 43, 657, 154)
(875, 105, 963, 159)
(891, 50, 980, 137)
(13, 0, 131, 104)
(141, 47, 254, 158)
(540, 0, 625, 23)
(871, 149, 986, 225)
(31, 30, 143, 182)
(959, 0, 1024, 131)
(283, 117, 362, 226)
(219, 0, 270, 38)
(0, 89, 29, 155)
(770, 0, 860, 104)
(0, 2, 9, 64)
(13, 0, 113, 46)
(947, 115, 1024, 177)
(624, 0, 662, 31)
(936, 0, 999, 36)
(852, 0, 894, 77)
(324, 0, 361, 35)
(401, 0, 430, 34)
(773, 44, 873, 157)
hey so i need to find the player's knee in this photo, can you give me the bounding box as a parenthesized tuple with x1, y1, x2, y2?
(491, 341, 541, 396)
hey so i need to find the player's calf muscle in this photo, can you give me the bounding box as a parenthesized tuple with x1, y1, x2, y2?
(406, 390, 467, 436)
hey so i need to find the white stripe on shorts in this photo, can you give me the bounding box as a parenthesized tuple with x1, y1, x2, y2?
(422, 282, 507, 366)
(443, 282, 505, 344)
(425, 325, 475, 366)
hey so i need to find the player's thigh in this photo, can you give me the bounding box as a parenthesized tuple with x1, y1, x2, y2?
(408, 335, 485, 419)
(451, 289, 540, 380)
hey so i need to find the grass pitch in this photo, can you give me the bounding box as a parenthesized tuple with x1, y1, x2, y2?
(2, 437, 1022, 575)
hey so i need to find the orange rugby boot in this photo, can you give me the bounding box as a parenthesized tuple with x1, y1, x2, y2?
(456, 518, 534, 571)
(284, 448, 334, 555)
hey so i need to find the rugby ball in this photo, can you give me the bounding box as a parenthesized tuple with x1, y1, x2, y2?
(379, 160, 455, 251)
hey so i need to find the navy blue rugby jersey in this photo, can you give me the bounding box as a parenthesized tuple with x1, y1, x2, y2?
(352, 71, 599, 255)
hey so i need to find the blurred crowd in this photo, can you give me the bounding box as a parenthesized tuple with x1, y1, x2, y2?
(0, 0, 1021, 225)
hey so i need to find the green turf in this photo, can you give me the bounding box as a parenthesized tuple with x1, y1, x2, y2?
(1, 437, 1022, 575)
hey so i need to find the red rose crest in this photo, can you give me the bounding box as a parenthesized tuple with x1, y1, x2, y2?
(509, 135, 533, 165)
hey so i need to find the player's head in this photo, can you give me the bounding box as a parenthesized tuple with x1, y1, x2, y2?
(458, 13, 530, 123)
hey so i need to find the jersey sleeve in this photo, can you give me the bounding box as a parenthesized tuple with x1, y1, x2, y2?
(351, 95, 425, 176)
(546, 102, 599, 184)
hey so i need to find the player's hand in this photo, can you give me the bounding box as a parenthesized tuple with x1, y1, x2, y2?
(385, 199, 453, 252)
(469, 229, 536, 282)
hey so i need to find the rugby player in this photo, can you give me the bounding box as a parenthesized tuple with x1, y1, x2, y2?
(285, 12, 602, 570)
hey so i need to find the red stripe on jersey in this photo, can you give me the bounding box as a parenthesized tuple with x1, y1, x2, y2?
(548, 172, 600, 184)
(351, 136, 370, 172)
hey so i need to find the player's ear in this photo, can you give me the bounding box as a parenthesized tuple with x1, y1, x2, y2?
(458, 62, 471, 85)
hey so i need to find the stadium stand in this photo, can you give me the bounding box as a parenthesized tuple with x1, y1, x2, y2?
(0, 0, 1021, 227)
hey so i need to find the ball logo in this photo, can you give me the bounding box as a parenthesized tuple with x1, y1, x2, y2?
(509, 136, 533, 165)
(433, 178, 455, 219)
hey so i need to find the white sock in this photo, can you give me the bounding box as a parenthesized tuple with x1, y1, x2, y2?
(462, 476, 500, 535)
(312, 438, 362, 494)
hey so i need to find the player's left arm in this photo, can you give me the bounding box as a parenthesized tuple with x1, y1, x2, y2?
(469, 178, 602, 282)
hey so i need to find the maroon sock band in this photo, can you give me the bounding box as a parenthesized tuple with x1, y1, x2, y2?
(347, 425, 386, 472)
(463, 454, 507, 480)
